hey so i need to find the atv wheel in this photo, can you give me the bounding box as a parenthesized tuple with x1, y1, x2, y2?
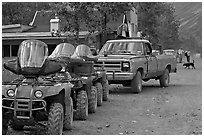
(63, 97, 73, 130)
(102, 80, 109, 101)
(159, 69, 170, 87)
(2, 125, 8, 135)
(2, 109, 8, 135)
(47, 103, 64, 135)
(95, 82, 103, 106)
(75, 90, 88, 120)
(131, 71, 142, 93)
(11, 123, 24, 131)
(88, 86, 97, 113)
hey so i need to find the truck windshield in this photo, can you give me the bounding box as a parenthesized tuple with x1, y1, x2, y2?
(18, 40, 48, 68)
(99, 42, 143, 55)
(49, 43, 75, 58)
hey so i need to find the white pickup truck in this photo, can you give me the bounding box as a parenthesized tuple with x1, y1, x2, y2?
(94, 38, 177, 93)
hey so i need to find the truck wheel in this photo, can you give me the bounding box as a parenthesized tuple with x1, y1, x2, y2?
(159, 69, 170, 87)
(95, 82, 103, 106)
(75, 90, 88, 120)
(47, 103, 64, 135)
(63, 97, 73, 130)
(102, 80, 109, 101)
(131, 71, 142, 93)
(88, 86, 97, 113)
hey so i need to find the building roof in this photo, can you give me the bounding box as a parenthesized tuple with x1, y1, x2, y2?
(2, 31, 97, 40)
(2, 9, 136, 34)
(2, 24, 34, 32)
(27, 10, 132, 32)
(2, 24, 21, 29)
(28, 11, 55, 32)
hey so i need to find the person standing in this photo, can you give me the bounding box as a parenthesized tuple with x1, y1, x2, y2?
(177, 48, 183, 63)
(185, 50, 191, 62)
(187, 50, 191, 62)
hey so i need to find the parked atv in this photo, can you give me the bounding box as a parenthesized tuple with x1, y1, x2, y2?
(49, 43, 96, 120)
(2, 40, 73, 135)
(49, 43, 109, 121)
(71, 44, 109, 108)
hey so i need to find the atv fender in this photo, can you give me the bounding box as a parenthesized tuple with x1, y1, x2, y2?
(46, 83, 73, 98)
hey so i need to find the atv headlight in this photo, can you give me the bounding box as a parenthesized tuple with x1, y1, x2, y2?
(7, 89, 15, 97)
(34, 90, 43, 98)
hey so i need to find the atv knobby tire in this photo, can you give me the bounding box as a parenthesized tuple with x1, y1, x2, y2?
(2, 109, 9, 135)
(131, 71, 142, 93)
(75, 90, 88, 120)
(2, 125, 8, 135)
(88, 86, 97, 113)
(63, 97, 73, 130)
(47, 103, 64, 135)
(102, 80, 109, 101)
(11, 123, 24, 131)
(95, 82, 103, 106)
(159, 69, 170, 87)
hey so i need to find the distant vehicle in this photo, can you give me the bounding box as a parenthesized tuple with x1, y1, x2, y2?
(163, 49, 177, 56)
(95, 38, 177, 93)
(152, 50, 160, 56)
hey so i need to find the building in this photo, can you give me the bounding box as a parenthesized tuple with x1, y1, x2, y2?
(2, 8, 138, 58)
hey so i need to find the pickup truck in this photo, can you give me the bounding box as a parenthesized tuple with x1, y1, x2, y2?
(94, 38, 177, 93)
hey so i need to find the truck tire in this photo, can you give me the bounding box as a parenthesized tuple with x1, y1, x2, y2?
(75, 90, 88, 120)
(102, 80, 109, 101)
(131, 71, 142, 93)
(63, 97, 73, 130)
(88, 86, 97, 113)
(159, 69, 170, 87)
(95, 82, 103, 106)
(47, 103, 64, 135)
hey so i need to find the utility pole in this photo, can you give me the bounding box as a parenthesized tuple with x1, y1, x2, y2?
(35, 2, 38, 11)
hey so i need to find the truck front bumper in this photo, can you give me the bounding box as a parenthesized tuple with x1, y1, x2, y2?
(106, 72, 135, 81)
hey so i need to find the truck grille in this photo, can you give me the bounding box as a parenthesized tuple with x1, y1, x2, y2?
(94, 61, 121, 72)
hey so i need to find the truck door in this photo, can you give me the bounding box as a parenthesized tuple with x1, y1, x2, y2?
(144, 42, 158, 77)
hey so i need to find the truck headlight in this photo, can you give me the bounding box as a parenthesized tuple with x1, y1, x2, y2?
(122, 62, 130, 68)
(81, 76, 88, 80)
(121, 62, 130, 72)
(7, 89, 15, 97)
(34, 90, 43, 98)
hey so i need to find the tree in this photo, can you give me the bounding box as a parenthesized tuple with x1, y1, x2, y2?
(137, 2, 180, 49)
(52, 2, 132, 44)
(2, 2, 51, 25)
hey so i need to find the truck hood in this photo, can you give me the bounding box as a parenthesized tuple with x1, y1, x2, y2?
(97, 54, 139, 61)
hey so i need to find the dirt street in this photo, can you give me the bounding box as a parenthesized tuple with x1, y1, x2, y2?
(7, 58, 202, 135)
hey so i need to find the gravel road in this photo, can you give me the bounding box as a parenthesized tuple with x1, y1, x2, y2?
(7, 58, 202, 135)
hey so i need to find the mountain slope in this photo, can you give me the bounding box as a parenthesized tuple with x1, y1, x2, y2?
(172, 2, 202, 49)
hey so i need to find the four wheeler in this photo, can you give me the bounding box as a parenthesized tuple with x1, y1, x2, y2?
(71, 44, 109, 107)
(49, 43, 109, 120)
(2, 40, 73, 135)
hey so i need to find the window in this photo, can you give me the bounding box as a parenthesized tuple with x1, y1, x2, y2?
(11, 45, 19, 56)
(144, 42, 152, 55)
(3, 45, 10, 57)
